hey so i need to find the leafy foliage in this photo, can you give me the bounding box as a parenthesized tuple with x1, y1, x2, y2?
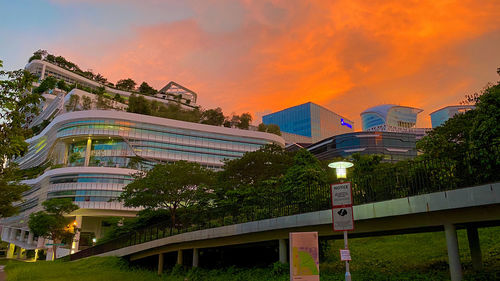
(116, 78, 137, 91)
(200, 107, 225, 126)
(28, 198, 79, 258)
(0, 59, 44, 217)
(138, 81, 157, 96)
(118, 161, 213, 228)
(258, 123, 281, 135)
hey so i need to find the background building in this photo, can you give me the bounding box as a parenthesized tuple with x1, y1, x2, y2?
(262, 102, 354, 143)
(307, 131, 417, 162)
(361, 104, 429, 139)
(430, 105, 475, 128)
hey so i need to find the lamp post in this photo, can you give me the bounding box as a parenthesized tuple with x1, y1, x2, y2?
(328, 161, 354, 281)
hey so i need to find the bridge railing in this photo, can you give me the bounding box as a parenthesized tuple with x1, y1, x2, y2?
(69, 157, 498, 261)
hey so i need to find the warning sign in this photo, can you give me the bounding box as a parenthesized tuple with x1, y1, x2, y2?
(332, 206, 354, 231)
(330, 182, 352, 207)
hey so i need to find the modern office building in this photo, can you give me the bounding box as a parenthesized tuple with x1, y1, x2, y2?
(429, 105, 475, 128)
(0, 60, 284, 260)
(361, 104, 429, 139)
(307, 131, 417, 162)
(262, 102, 354, 143)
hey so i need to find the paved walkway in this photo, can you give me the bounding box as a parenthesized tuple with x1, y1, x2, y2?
(0, 265, 6, 281)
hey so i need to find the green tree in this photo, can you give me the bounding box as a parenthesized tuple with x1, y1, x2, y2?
(65, 94, 80, 111)
(138, 82, 157, 96)
(200, 107, 225, 126)
(237, 113, 252, 129)
(28, 199, 79, 260)
(118, 161, 213, 230)
(215, 144, 293, 216)
(81, 96, 92, 110)
(468, 80, 500, 182)
(116, 78, 137, 91)
(94, 73, 108, 84)
(281, 149, 329, 193)
(33, 76, 57, 94)
(0, 165, 29, 218)
(0, 59, 44, 216)
(257, 123, 281, 136)
(127, 94, 151, 115)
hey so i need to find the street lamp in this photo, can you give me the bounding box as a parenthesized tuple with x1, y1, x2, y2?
(328, 161, 353, 179)
(328, 160, 354, 281)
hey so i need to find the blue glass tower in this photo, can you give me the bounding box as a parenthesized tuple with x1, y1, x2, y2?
(262, 102, 354, 142)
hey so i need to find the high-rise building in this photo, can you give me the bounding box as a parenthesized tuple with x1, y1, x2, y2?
(0, 59, 284, 260)
(360, 104, 429, 139)
(262, 102, 354, 143)
(429, 105, 475, 128)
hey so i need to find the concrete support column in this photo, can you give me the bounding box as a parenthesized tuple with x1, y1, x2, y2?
(444, 224, 463, 281)
(6, 243, 15, 259)
(466, 226, 483, 270)
(157, 253, 164, 275)
(192, 248, 199, 268)
(72, 216, 83, 253)
(177, 249, 183, 265)
(20, 230, 27, 242)
(84, 138, 92, 166)
(63, 142, 69, 165)
(41, 64, 46, 80)
(27, 232, 34, 246)
(10, 228, 16, 240)
(279, 239, 287, 264)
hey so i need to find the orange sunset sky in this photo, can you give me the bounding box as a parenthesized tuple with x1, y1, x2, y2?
(2, 0, 500, 128)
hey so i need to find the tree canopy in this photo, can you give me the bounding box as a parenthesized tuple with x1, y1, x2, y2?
(0, 59, 44, 217)
(116, 78, 137, 91)
(138, 82, 157, 96)
(28, 198, 79, 259)
(118, 161, 213, 229)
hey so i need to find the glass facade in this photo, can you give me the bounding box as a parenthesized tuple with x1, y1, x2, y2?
(308, 131, 417, 162)
(263, 103, 312, 137)
(263, 102, 353, 142)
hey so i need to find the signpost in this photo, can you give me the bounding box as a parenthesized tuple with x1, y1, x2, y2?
(289, 232, 320, 281)
(331, 182, 354, 281)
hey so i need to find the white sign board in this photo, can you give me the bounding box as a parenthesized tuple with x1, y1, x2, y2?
(289, 232, 320, 281)
(332, 206, 354, 231)
(331, 182, 352, 207)
(340, 249, 351, 261)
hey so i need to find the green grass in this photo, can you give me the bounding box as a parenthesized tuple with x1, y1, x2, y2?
(4, 226, 500, 280)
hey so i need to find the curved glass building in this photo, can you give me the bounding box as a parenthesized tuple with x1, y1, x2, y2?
(361, 104, 429, 139)
(1, 60, 284, 259)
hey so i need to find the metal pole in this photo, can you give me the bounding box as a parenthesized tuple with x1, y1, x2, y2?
(344, 231, 351, 281)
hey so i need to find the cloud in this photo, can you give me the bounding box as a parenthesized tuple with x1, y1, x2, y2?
(47, 0, 500, 128)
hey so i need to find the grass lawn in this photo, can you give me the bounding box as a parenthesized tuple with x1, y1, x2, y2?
(4, 226, 500, 281)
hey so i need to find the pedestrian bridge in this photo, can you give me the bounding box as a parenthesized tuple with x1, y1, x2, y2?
(73, 182, 500, 281)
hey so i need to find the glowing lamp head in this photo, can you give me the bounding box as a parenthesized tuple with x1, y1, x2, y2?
(328, 161, 354, 179)
(92, 238, 97, 243)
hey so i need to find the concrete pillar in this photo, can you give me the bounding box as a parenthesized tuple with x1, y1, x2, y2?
(84, 138, 92, 166)
(6, 243, 15, 259)
(41, 64, 46, 80)
(466, 226, 483, 270)
(72, 216, 83, 253)
(444, 224, 463, 281)
(10, 228, 17, 240)
(63, 142, 69, 165)
(192, 248, 199, 268)
(27, 232, 34, 246)
(20, 230, 27, 242)
(177, 249, 183, 265)
(279, 239, 287, 264)
(157, 253, 164, 275)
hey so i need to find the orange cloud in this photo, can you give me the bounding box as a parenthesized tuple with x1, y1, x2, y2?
(51, 0, 500, 129)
